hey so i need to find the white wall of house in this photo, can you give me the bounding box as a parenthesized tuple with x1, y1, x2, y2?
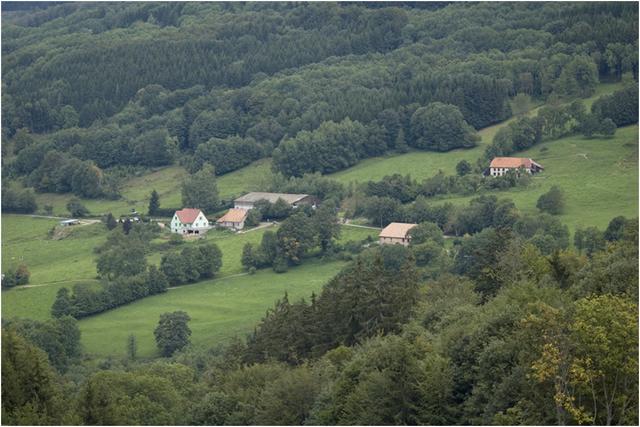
(170, 212, 210, 234)
(490, 166, 532, 177)
(379, 236, 410, 246)
(218, 219, 246, 231)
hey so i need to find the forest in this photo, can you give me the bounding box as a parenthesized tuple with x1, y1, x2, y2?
(1, 2, 638, 426)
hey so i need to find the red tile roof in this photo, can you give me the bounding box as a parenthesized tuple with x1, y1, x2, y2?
(175, 208, 202, 224)
(217, 208, 248, 224)
(490, 157, 532, 169)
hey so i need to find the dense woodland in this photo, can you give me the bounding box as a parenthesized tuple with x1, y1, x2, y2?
(1, 2, 639, 426)
(1, 1, 638, 204)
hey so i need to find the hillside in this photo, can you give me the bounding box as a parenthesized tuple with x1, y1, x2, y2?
(1, 3, 638, 426)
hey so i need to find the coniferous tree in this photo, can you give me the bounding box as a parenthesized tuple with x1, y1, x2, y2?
(148, 190, 160, 216)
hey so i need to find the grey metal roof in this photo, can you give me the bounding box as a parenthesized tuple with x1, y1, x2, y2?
(234, 192, 310, 204)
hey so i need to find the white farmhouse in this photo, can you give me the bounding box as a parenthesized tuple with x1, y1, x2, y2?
(170, 208, 210, 235)
(489, 157, 544, 177)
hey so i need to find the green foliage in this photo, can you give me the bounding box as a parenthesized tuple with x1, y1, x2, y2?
(1, 330, 74, 425)
(160, 243, 222, 286)
(148, 190, 160, 216)
(1, 185, 37, 213)
(126, 334, 137, 360)
(2, 263, 30, 288)
(591, 83, 639, 126)
(555, 56, 599, 98)
(456, 159, 472, 176)
(66, 198, 89, 217)
(51, 287, 77, 318)
(4, 316, 81, 373)
(244, 208, 262, 227)
(181, 163, 219, 214)
(78, 369, 188, 425)
(536, 185, 565, 215)
(410, 102, 479, 151)
(154, 311, 192, 357)
(272, 118, 371, 177)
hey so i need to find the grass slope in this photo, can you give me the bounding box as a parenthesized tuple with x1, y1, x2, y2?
(78, 259, 345, 358)
(330, 82, 625, 184)
(1, 215, 376, 323)
(430, 125, 639, 233)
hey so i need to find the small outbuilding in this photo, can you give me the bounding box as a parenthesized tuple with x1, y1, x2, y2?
(217, 208, 249, 231)
(171, 208, 210, 235)
(59, 219, 80, 227)
(378, 222, 417, 246)
(489, 157, 544, 177)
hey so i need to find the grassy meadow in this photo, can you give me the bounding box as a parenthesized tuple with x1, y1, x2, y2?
(79, 259, 346, 358)
(427, 125, 639, 233)
(1, 215, 377, 336)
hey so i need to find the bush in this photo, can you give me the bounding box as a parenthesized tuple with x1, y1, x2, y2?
(536, 186, 565, 215)
(2, 264, 30, 288)
(66, 198, 89, 217)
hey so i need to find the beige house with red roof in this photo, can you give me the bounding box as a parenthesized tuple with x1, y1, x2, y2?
(171, 208, 210, 235)
(217, 208, 248, 231)
(489, 157, 544, 177)
(379, 222, 417, 246)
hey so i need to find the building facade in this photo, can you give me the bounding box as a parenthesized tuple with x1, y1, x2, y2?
(171, 208, 210, 235)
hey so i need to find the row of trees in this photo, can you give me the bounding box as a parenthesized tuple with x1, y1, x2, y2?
(159, 244, 223, 286)
(51, 265, 169, 319)
(241, 205, 340, 273)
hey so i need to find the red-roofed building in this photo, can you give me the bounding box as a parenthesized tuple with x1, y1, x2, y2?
(489, 157, 543, 177)
(171, 208, 210, 235)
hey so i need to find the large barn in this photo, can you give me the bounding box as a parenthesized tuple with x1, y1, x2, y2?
(489, 157, 544, 177)
(233, 192, 316, 210)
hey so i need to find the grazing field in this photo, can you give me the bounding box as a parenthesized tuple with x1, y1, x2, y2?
(78, 259, 346, 358)
(1, 217, 374, 323)
(1, 215, 105, 286)
(331, 82, 624, 185)
(430, 125, 639, 233)
(32, 159, 273, 218)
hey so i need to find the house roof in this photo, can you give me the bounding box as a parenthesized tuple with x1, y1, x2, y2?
(217, 208, 248, 224)
(490, 157, 543, 169)
(175, 208, 203, 224)
(234, 192, 310, 205)
(379, 222, 417, 239)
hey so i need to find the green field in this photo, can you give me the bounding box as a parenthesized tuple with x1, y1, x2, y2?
(429, 125, 639, 233)
(1, 214, 377, 322)
(330, 82, 625, 184)
(78, 259, 346, 358)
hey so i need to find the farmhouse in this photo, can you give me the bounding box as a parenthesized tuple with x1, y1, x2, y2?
(216, 208, 248, 231)
(171, 208, 210, 235)
(489, 157, 544, 177)
(379, 222, 417, 246)
(233, 192, 316, 210)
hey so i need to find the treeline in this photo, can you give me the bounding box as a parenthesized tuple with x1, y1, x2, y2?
(159, 244, 222, 286)
(51, 265, 169, 319)
(362, 169, 531, 205)
(4, 213, 637, 425)
(241, 205, 340, 273)
(4, 2, 637, 194)
(482, 83, 638, 166)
